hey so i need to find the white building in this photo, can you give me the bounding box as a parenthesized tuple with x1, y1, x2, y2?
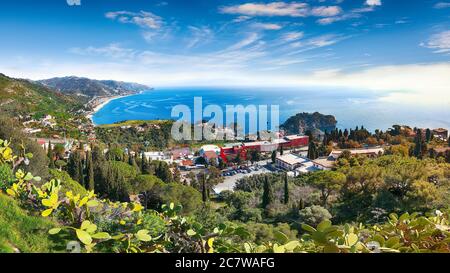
(276, 154, 309, 171)
(143, 151, 173, 163)
(329, 147, 385, 160)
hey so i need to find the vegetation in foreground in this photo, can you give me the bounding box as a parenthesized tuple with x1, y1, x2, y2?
(1, 137, 449, 253)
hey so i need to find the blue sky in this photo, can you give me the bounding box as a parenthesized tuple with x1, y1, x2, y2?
(0, 0, 449, 103)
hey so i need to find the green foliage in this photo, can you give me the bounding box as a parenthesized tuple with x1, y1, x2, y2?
(0, 193, 61, 253)
(298, 205, 332, 227)
(49, 169, 87, 196)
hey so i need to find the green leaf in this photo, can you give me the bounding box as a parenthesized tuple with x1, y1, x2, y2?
(385, 237, 400, 248)
(48, 228, 61, 235)
(136, 230, 152, 242)
(244, 242, 252, 253)
(283, 241, 300, 252)
(80, 220, 91, 230)
(273, 244, 285, 253)
(91, 232, 111, 240)
(301, 224, 316, 233)
(273, 230, 289, 244)
(399, 212, 410, 222)
(347, 233, 358, 246)
(371, 234, 385, 246)
(41, 208, 53, 217)
(317, 220, 332, 232)
(86, 200, 99, 207)
(186, 229, 197, 236)
(76, 229, 93, 245)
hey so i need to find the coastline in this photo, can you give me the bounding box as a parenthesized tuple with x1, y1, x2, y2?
(86, 94, 133, 125)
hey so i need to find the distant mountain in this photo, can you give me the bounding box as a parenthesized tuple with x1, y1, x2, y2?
(0, 73, 81, 118)
(281, 112, 337, 136)
(37, 76, 151, 98)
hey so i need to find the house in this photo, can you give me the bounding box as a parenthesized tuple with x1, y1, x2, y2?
(329, 147, 385, 160)
(312, 157, 336, 171)
(143, 151, 172, 163)
(171, 147, 193, 160)
(276, 154, 309, 171)
(433, 128, 448, 140)
(199, 145, 221, 162)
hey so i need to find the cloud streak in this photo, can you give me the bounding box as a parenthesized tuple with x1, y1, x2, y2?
(105, 11, 163, 29)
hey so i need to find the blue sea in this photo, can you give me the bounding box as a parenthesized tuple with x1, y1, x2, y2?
(92, 87, 450, 132)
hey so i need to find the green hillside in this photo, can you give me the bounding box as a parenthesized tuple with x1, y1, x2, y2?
(0, 73, 82, 119)
(0, 193, 61, 253)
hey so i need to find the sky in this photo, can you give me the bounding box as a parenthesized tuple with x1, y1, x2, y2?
(0, 0, 449, 104)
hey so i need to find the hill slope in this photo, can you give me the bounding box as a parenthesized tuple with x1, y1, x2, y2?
(0, 193, 61, 253)
(37, 76, 151, 98)
(0, 73, 81, 118)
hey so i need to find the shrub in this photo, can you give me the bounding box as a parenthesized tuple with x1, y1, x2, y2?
(298, 205, 332, 227)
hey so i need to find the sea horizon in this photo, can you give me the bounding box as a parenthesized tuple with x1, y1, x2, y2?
(92, 86, 450, 133)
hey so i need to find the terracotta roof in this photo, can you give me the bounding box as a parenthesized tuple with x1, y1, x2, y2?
(203, 150, 219, 159)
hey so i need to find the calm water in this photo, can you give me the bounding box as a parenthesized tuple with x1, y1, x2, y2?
(93, 87, 450, 132)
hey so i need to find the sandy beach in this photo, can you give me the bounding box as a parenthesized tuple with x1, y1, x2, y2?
(86, 95, 130, 124)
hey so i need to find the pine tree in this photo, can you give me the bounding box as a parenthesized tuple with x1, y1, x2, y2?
(86, 151, 95, 191)
(283, 172, 289, 204)
(262, 175, 274, 209)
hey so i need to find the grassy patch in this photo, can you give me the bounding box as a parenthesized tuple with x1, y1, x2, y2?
(0, 193, 62, 253)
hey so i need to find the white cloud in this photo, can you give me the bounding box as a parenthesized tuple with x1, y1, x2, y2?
(434, 2, 450, 9)
(421, 30, 450, 53)
(282, 31, 304, 41)
(311, 6, 342, 17)
(105, 11, 162, 29)
(186, 26, 214, 48)
(227, 33, 261, 50)
(69, 43, 137, 59)
(3, 54, 450, 106)
(366, 0, 382, 6)
(220, 2, 309, 17)
(232, 16, 252, 23)
(252, 23, 282, 30)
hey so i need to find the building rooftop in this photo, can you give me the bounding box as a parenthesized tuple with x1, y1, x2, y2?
(276, 153, 309, 165)
(312, 157, 336, 169)
(329, 147, 384, 159)
(285, 135, 309, 141)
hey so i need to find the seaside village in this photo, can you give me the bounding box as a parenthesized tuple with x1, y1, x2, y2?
(19, 113, 450, 193)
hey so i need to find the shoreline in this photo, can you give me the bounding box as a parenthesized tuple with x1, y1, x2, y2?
(86, 94, 134, 125)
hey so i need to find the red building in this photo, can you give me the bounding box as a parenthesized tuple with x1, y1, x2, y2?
(218, 135, 309, 163)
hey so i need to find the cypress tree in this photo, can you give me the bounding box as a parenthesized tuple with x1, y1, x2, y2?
(201, 173, 208, 202)
(271, 150, 277, 164)
(86, 151, 95, 191)
(307, 141, 318, 160)
(77, 151, 84, 186)
(425, 128, 432, 142)
(262, 175, 274, 209)
(283, 172, 289, 204)
(414, 129, 427, 159)
(47, 141, 55, 168)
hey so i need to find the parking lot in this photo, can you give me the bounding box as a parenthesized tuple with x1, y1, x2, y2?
(214, 161, 273, 193)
